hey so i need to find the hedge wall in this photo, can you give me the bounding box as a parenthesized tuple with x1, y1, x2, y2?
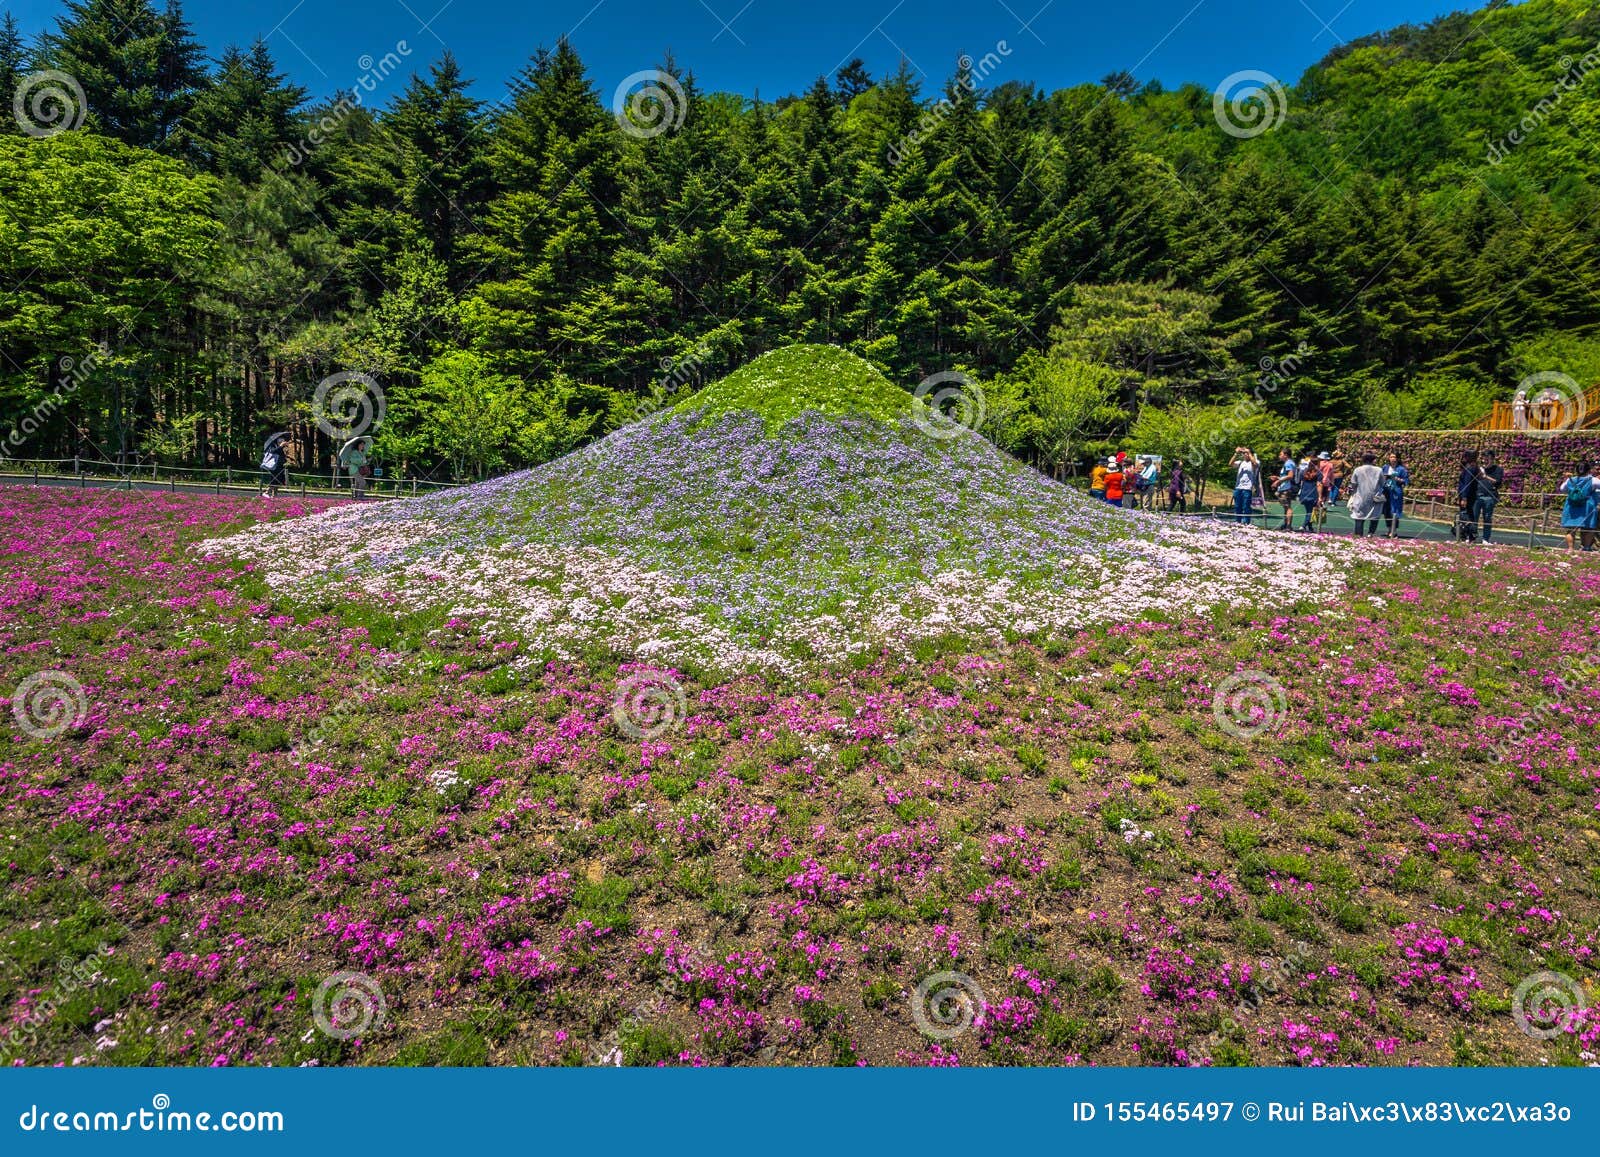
(1336, 430, 1600, 509)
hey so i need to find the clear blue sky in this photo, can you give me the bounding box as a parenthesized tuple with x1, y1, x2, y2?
(10, 0, 1476, 107)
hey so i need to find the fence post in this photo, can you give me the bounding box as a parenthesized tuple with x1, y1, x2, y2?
(73, 455, 79, 477)
(300, 480, 306, 498)
(225, 467, 231, 485)
(1527, 518, 1536, 550)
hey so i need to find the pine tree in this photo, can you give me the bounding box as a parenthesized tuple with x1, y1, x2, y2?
(466, 38, 623, 380)
(44, 0, 206, 150)
(177, 39, 305, 179)
(385, 52, 492, 290)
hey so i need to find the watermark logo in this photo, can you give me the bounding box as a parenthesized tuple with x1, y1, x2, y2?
(1212, 70, 1288, 139)
(278, 44, 411, 167)
(1511, 970, 1589, 1040)
(13, 70, 87, 137)
(613, 70, 687, 139)
(312, 971, 387, 1040)
(1511, 371, 1587, 436)
(1211, 670, 1286, 740)
(612, 670, 687, 740)
(11, 670, 87, 740)
(911, 971, 986, 1040)
(312, 371, 386, 440)
(912, 371, 986, 441)
(1488, 42, 1600, 164)
(886, 42, 1011, 167)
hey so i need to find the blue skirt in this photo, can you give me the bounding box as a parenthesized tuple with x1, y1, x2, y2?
(1560, 501, 1594, 529)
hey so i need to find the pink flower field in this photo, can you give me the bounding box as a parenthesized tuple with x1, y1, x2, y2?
(3, 487, 1598, 1067)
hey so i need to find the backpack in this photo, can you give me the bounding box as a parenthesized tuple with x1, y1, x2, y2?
(259, 450, 277, 471)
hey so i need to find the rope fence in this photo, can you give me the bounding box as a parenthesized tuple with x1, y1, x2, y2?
(0, 457, 461, 500)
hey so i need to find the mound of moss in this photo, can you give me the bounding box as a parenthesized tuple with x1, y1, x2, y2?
(673, 344, 913, 430)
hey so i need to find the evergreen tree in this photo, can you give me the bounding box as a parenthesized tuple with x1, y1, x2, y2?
(385, 52, 492, 289)
(177, 40, 304, 179)
(44, 0, 206, 149)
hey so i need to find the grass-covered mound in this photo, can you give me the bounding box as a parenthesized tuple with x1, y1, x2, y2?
(672, 344, 915, 429)
(207, 344, 1378, 671)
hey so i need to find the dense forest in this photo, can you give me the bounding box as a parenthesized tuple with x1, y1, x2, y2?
(3, 0, 1600, 481)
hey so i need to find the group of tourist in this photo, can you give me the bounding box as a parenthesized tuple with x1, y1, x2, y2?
(1088, 452, 1175, 512)
(1233, 447, 1410, 537)
(1087, 444, 1600, 551)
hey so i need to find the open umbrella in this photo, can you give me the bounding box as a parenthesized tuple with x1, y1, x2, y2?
(263, 431, 289, 452)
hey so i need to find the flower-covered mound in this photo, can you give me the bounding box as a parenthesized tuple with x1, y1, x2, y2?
(205, 345, 1384, 672)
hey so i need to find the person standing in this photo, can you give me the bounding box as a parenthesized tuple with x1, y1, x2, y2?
(1315, 452, 1335, 505)
(1137, 456, 1160, 510)
(1559, 460, 1595, 552)
(1167, 459, 1187, 513)
(343, 437, 372, 500)
(1297, 459, 1322, 531)
(1587, 461, 1600, 551)
(1327, 449, 1349, 506)
(258, 435, 288, 500)
(1346, 453, 1385, 537)
(1381, 452, 1410, 538)
(1089, 458, 1108, 503)
(1273, 449, 1298, 530)
(1455, 450, 1481, 541)
(1473, 449, 1504, 545)
(1104, 458, 1125, 507)
(1229, 447, 1260, 525)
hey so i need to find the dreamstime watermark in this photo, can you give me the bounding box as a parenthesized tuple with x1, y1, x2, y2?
(1489, 649, 1600, 764)
(613, 70, 688, 140)
(1510, 370, 1588, 436)
(0, 943, 113, 1064)
(278, 44, 412, 167)
(0, 343, 108, 464)
(1212, 70, 1288, 139)
(16, 1094, 284, 1134)
(911, 971, 986, 1040)
(886, 43, 1011, 167)
(10, 670, 87, 740)
(290, 643, 414, 762)
(1488, 42, 1600, 165)
(311, 971, 386, 1040)
(612, 670, 687, 740)
(912, 371, 986, 441)
(312, 370, 386, 440)
(1511, 970, 1590, 1040)
(1211, 669, 1286, 740)
(1209, 940, 1316, 1048)
(1183, 342, 1311, 475)
(628, 341, 716, 424)
(12, 69, 87, 137)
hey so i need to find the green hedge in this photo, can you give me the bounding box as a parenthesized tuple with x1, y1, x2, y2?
(1336, 430, 1600, 509)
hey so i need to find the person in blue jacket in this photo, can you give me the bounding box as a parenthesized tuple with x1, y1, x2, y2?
(1380, 451, 1410, 538)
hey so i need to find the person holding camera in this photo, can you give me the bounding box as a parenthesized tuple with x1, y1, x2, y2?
(1229, 447, 1260, 526)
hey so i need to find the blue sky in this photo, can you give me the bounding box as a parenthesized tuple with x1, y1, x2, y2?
(10, 0, 1475, 105)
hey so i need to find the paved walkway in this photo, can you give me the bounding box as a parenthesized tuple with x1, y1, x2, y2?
(1173, 501, 1573, 549)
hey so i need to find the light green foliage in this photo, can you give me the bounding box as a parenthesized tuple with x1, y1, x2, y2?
(674, 344, 914, 429)
(1361, 373, 1500, 430)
